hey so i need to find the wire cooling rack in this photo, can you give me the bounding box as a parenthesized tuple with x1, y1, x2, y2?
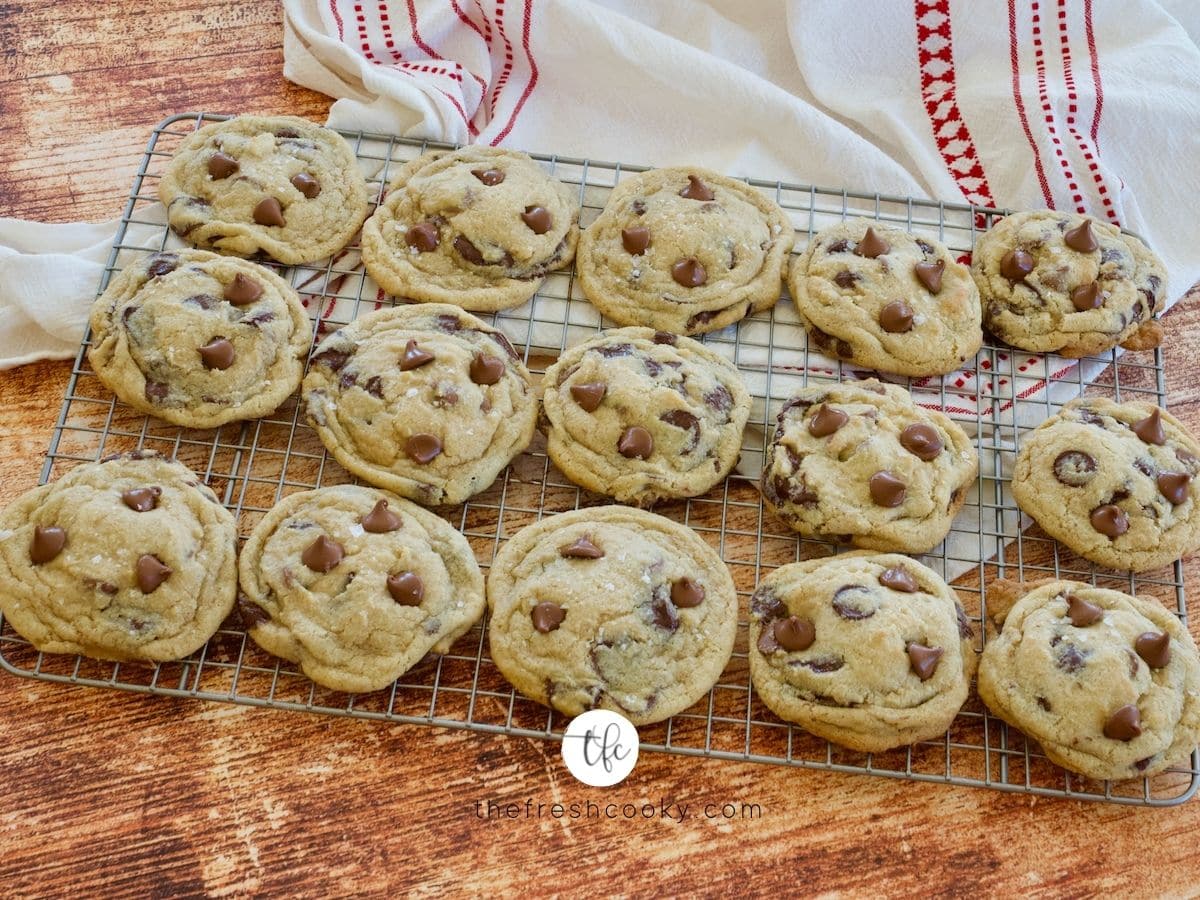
(1, 113, 1195, 807)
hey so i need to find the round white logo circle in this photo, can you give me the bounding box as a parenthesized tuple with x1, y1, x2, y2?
(561, 709, 639, 787)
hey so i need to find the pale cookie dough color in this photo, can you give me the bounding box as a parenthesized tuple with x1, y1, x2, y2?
(238, 485, 484, 693)
(486, 506, 738, 725)
(0, 452, 236, 661)
(760, 380, 977, 554)
(361, 147, 579, 311)
(788, 219, 982, 376)
(971, 210, 1166, 357)
(88, 250, 311, 429)
(303, 304, 538, 506)
(158, 114, 369, 264)
(1011, 399, 1200, 572)
(978, 580, 1200, 781)
(541, 328, 751, 506)
(576, 167, 794, 334)
(748, 552, 976, 752)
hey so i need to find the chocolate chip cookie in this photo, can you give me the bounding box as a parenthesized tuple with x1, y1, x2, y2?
(575, 167, 794, 334)
(541, 328, 751, 506)
(748, 552, 975, 752)
(88, 249, 311, 429)
(486, 506, 738, 725)
(0, 452, 236, 661)
(1011, 399, 1200, 572)
(302, 304, 538, 506)
(237, 485, 485, 693)
(971, 210, 1166, 357)
(788, 220, 982, 376)
(978, 579, 1200, 781)
(760, 380, 977, 554)
(159, 115, 370, 264)
(361, 147, 579, 311)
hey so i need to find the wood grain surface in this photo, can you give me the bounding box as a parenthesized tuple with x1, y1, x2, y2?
(3, 3, 1200, 896)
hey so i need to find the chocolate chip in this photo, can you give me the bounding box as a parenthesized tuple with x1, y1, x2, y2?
(808, 404, 848, 438)
(521, 205, 552, 234)
(705, 385, 733, 413)
(301, 535, 344, 573)
(253, 197, 285, 227)
(907, 643, 943, 680)
(756, 626, 780, 654)
(914, 259, 945, 293)
(290, 172, 321, 198)
(364, 375, 384, 398)
(435, 314, 462, 333)
(869, 471, 906, 507)
(275, 127, 300, 138)
(1070, 281, 1104, 311)
(454, 235, 486, 265)
(855, 227, 890, 258)
(183, 294, 218, 310)
(405, 433, 442, 464)
(1131, 408, 1166, 445)
(799, 657, 844, 673)
(387, 572, 424, 606)
(671, 577, 705, 608)
(224, 273, 263, 306)
(461, 353, 504, 387)
(1090, 503, 1129, 538)
(135, 554, 172, 593)
(879, 567, 918, 592)
(361, 499, 402, 533)
(648, 589, 679, 632)
(1064, 220, 1099, 253)
(199, 337, 235, 370)
(570, 381, 606, 412)
(827, 239, 851, 253)
(833, 270, 859, 289)
(400, 339, 435, 371)
(622, 226, 650, 255)
(121, 486, 161, 512)
(405, 221, 440, 252)
(618, 426, 653, 459)
(1103, 705, 1142, 741)
(1000, 248, 1034, 281)
(774, 616, 815, 651)
(880, 300, 914, 333)
(1037, 697, 1053, 712)
(900, 423, 942, 460)
(1053, 637, 1087, 673)
(312, 348, 350, 371)
(1135, 631, 1171, 668)
(671, 257, 706, 287)
(660, 409, 700, 443)
(679, 175, 715, 201)
(531, 601, 565, 633)
(207, 152, 238, 179)
(1052, 450, 1097, 486)
(832, 585, 877, 620)
(1157, 471, 1191, 505)
(144, 381, 169, 402)
(472, 168, 504, 186)
(560, 536, 604, 559)
(1065, 595, 1104, 627)
(29, 525, 66, 564)
(145, 254, 179, 278)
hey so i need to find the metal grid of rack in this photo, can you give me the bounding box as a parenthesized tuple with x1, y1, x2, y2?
(1, 112, 1194, 806)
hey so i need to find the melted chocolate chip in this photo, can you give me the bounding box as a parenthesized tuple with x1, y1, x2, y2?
(406, 433, 442, 464)
(364, 375, 384, 398)
(1053, 636, 1087, 673)
(1103, 705, 1142, 741)
(144, 381, 169, 402)
(831, 585, 876, 620)
(869, 471, 906, 507)
(833, 270, 859, 289)
(660, 410, 700, 447)
(472, 168, 505, 186)
(121, 486, 161, 512)
(827, 239, 851, 253)
(435, 314, 462, 333)
(454, 235, 486, 265)
(956, 604, 974, 639)
(679, 175, 715, 201)
(29, 525, 66, 564)
(648, 589, 679, 632)
(145, 254, 179, 278)
(774, 616, 815, 651)
(312, 348, 350, 372)
(900, 423, 942, 460)
(1064, 220, 1099, 253)
(622, 226, 650, 255)
(400, 339, 435, 371)
(405, 221, 440, 252)
(531, 601, 565, 633)
(854, 227, 890, 259)
(671, 577, 705, 608)
(618, 426, 653, 459)
(799, 657, 844, 673)
(1065, 595, 1104, 627)
(560, 536, 604, 559)
(182, 294, 218, 310)
(705, 385, 733, 413)
(1131, 408, 1166, 445)
(907, 643, 943, 680)
(671, 257, 706, 287)
(880, 300, 914, 334)
(1000, 248, 1034, 281)
(224, 273, 263, 306)
(361, 499, 402, 533)
(290, 172, 321, 198)
(521, 205, 552, 234)
(387, 572, 424, 606)
(914, 259, 945, 293)
(570, 382, 606, 412)
(199, 337, 235, 370)
(301, 535, 344, 573)
(879, 567, 918, 593)
(808, 404, 848, 438)
(253, 197, 285, 227)
(1133, 458, 1157, 478)
(1157, 471, 1191, 505)
(207, 152, 238, 179)
(1090, 503, 1129, 538)
(1071, 281, 1104, 311)
(1053, 450, 1098, 487)
(135, 554, 172, 593)
(1135, 631, 1171, 668)
(469, 353, 504, 385)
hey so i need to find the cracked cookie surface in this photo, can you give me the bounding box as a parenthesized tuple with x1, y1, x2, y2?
(486, 506, 737, 725)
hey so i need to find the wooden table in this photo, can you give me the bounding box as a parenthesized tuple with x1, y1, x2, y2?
(3, 3, 1199, 895)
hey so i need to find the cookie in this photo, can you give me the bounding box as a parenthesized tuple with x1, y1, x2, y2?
(977, 579, 1200, 781)
(158, 115, 370, 264)
(0, 452, 236, 661)
(760, 379, 978, 554)
(788, 219, 982, 376)
(303, 304, 538, 506)
(748, 552, 975, 752)
(88, 249, 311, 429)
(237, 485, 484, 693)
(361, 147, 579, 311)
(486, 506, 738, 725)
(971, 210, 1166, 357)
(1011, 399, 1200, 572)
(541, 328, 751, 506)
(575, 167, 794, 334)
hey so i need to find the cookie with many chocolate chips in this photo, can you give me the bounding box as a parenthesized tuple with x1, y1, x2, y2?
(575, 167, 794, 334)
(0, 452, 236, 661)
(88, 249, 310, 429)
(760, 379, 977, 553)
(486, 506, 737, 725)
(748, 552, 976, 752)
(238, 485, 484, 693)
(978, 579, 1200, 781)
(158, 115, 370, 264)
(361, 147, 579, 311)
(788, 220, 982, 376)
(541, 327, 751, 505)
(1011, 399, 1200, 572)
(971, 210, 1166, 357)
(302, 304, 537, 506)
